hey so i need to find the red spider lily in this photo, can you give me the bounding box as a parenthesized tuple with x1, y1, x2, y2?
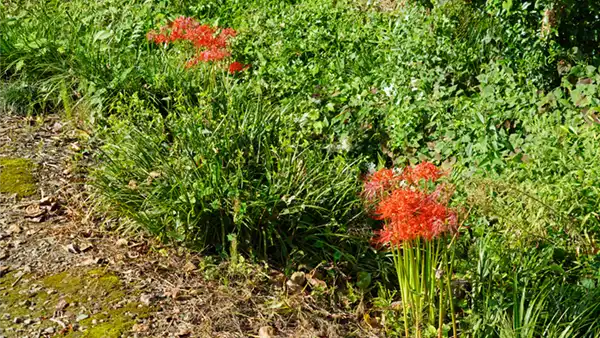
(362, 168, 401, 201)
(228, 61, 249, 73)
(363, 161, 442, 201)
(213, 28, 237, 48)
(372, 188, 457, 245)
(400, 161, 443, 185)
(146, 31, 168, 44)
(364, 162, 457, 246)
(198, 47, 231, 62)
(147, 16, 246, 71)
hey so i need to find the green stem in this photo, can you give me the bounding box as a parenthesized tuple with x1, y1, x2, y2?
(446, 241, 458, 337)
(393, 245, 410, 338)
(438, 261, 444, 338)
(414, 240, 422, 338)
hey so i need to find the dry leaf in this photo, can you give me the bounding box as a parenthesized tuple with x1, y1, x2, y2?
(183, 261, 196, 272)
(8, 224, 21, 234)
(116, 238, 128, 247)
(290, 271, 306, 286)
(132, 323, 149, 332)
(79, 242, 94, 252)
(139, 293, 155, 306)
(25, 203, 45, 217)
(65, 243, 80, 254)
(176, 328, 191, 337)
(164, 287, 180, 300)
(258, 326, 275, 338)
(55, 299, 69, 312)
(128, 180, 138, 190)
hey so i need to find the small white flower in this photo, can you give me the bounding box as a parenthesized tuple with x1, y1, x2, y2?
(410, 78, 419, 91)
(366, 162, 376, 174)
(338, 136, 351, 152)
(383, 83, 396, 98)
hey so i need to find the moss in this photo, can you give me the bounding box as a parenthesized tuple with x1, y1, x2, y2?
(0, 268, 152, 338)
(0, 157, 36, 197)
(76, 302, 153, 338)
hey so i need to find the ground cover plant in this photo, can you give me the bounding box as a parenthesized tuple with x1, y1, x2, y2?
(2, 0, 600, 336)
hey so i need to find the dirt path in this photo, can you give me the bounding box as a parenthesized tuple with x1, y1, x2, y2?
(0, 114, 377, 338)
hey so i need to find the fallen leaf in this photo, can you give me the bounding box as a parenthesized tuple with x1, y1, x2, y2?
(8, 224, 21, 234)
(25, 204, 45, 217)
(128, 180, 138, 190)
(176, 328, 191, 337)
(258, 326, 275, 338)
(183, 261, 196, 272)
(39, 196, 54, 205)
(146, 171, 162, 184)
(79, 257, 102, 266)
(75, 314, 89, 322)
(116, 238, 128, 247)
(139, 293, 155, 306)
(52, 122, 63, 133)
(79, 242, 94, 252)
(307, 276, 327, 289)
(290, 271, 306, 286)
(55, 299, 69, 312)
(132, 323, 149, 332)
(28, 216, 44, 223)
(65, 243, 80, 254)
(164, 287, 180, 300)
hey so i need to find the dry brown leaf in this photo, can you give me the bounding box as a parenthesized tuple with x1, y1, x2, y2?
(258, 326, 275, 338)
(8, 224, 21, 234)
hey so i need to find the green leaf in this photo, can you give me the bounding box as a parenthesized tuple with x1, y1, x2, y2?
(93, 30, 112, 42)
(15, 60, 24, 72)
(356, 271, 371, 290)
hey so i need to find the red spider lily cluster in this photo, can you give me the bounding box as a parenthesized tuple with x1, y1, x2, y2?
(363, 162, 457, 246)
(147, 16, 248, 73)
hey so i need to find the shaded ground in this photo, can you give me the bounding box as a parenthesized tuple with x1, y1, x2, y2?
(0, 114, 382, 338)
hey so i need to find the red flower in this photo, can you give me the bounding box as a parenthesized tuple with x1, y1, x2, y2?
(228, 61, 248, 73)
(198, 47, 230, 62)
(373, 188, 457, 245)
(363, 168, 400, 201)
(400, 161, 443, 185)
(213, 28, 237, 48)
(147, 16, 239, 69)
(363, 162, 457, 246)
(146, 31, 168, 44)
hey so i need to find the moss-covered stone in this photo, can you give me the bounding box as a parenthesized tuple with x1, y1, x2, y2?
(0, 157, 37, 197)
(0, 268, 152, 338)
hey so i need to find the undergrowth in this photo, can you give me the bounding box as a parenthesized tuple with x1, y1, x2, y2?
(2, 0, 600, 336)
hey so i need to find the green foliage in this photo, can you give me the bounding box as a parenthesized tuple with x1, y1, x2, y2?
(2, 0, 600, 335)
(94, 90, 372, 266)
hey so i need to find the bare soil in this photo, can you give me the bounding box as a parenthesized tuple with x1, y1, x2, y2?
(0, 114, 383, 338)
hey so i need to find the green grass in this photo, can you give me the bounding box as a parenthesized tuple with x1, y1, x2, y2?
(2, 0, 600, 336)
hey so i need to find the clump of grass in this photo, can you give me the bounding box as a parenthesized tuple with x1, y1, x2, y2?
(93, 90, 371, 266)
